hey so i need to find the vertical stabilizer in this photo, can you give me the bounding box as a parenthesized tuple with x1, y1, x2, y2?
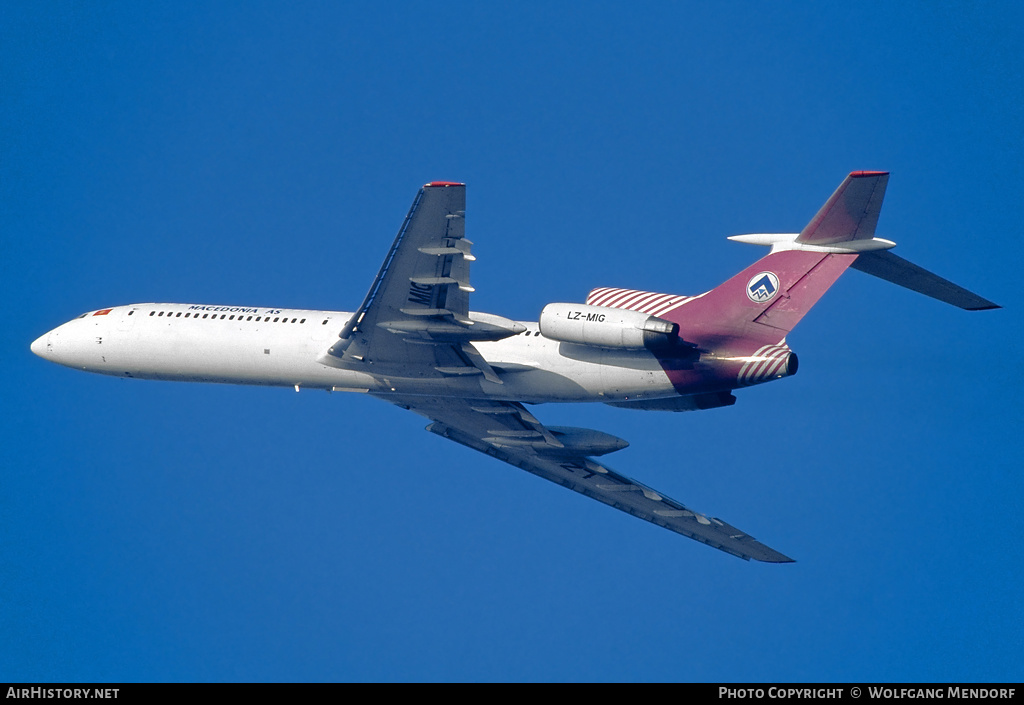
(662, 249, 856, 347)
(661, 173, 893, 346)
(611, 171, 998, 348)
(797, 171, 889, 245)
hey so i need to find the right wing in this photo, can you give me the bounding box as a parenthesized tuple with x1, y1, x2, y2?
(379, 393, 795, 563)
(335, 182, 791, 561)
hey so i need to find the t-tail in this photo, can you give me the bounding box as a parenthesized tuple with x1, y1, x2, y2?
(588, 171, 999, 391)
(664, 171, 998, 349)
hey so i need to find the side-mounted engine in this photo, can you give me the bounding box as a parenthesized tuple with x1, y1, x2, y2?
(539, 303, 680, 351)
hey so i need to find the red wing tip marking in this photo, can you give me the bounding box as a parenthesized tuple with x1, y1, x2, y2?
(848, 170, 889, 178)
(424, 181, 465, 187)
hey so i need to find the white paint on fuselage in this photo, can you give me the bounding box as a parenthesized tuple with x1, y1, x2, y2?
(32, 303, 682, 403)
(475, 328, 677, 403)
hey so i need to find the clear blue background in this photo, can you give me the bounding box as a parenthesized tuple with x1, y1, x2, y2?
(3, 1, 1021, 682)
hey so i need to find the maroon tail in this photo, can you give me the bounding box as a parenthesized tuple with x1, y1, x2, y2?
(663, 250, 857, 349)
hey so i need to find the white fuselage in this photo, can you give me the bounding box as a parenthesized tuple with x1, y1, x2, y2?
(32, 303, 685, 404)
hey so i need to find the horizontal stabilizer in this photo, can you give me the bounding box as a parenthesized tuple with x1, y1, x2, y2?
(851, 251, 1000, 311)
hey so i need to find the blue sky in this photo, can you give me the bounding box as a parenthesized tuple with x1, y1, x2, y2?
(4, 1, 1021, 682)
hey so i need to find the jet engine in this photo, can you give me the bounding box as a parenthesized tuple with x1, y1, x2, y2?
(539, 303, 680, 350)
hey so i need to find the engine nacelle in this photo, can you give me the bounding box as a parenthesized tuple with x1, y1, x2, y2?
(539, 303, 680, 350)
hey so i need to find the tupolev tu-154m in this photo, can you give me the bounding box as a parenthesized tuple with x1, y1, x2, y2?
(31, 172, 999, 562)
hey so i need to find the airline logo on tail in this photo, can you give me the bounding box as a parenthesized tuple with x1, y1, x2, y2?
(746, 272, 780, 303)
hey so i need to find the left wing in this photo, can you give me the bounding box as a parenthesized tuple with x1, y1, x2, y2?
(379, 393, 795, 563)
(323, 182, 521, 381)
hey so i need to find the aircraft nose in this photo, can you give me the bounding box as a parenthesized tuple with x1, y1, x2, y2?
(30, 331, 50, 358)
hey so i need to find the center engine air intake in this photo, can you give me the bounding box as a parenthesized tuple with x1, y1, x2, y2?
(539, 303, 680, 350)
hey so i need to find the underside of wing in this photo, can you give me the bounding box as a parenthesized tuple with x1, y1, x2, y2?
(376, 394, 794, 563)
(322, 182, 523, 382)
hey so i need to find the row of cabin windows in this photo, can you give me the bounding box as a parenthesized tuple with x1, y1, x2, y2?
(148, 311, 309, 324)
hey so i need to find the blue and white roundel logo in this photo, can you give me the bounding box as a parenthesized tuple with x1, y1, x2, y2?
(746, 271, 780, 303)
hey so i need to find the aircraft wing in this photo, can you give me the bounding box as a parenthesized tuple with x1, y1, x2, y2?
(339, 182, 790, 561)
(324, 182, 519, 380)
(377, 393, 795, 563)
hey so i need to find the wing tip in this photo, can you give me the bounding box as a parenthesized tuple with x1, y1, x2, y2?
(424, 181, 466, 188)
(749, 549, 796, 563)
(849, 170, 889, 178)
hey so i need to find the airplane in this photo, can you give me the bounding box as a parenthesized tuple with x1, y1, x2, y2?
(30, 172, 999, 562)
